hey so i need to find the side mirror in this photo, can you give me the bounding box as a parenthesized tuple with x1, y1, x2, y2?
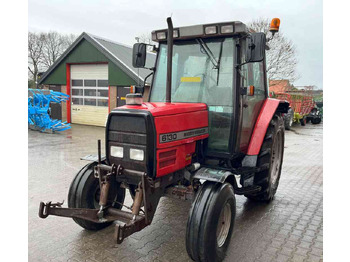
(246, 32, 266, 63)
(132, 43, 147, 68)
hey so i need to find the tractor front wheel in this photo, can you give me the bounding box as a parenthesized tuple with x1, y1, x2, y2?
(68, 161, 125, 230)
(245, 115, 285, 202)
(186, 182, 236, 262)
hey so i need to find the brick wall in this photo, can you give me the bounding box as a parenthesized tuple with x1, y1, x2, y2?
(109, 86, 117, 112)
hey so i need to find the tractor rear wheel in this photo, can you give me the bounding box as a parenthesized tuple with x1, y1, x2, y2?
(245, 115, 285, 202)
(186, 182, 236, 262)
(68, 161, 125, 230)
(284, 108, 293, 130)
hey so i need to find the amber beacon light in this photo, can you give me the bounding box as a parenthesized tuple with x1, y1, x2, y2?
(269, 18, 280, 33)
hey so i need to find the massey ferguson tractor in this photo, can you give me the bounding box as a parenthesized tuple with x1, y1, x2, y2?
(39, 17, 288, 262)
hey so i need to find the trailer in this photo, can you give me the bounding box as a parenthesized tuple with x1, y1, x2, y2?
(273, 91, 320, 129)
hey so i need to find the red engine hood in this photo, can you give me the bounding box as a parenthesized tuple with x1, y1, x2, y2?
(119, 102, 208, 116)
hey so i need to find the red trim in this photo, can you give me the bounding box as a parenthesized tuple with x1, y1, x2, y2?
(246, 98, 281, 156)
(66, 64, 71, 123)
(108, 85, 110, 113)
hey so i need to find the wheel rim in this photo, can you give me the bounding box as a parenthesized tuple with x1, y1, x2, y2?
(216, 202, 232, 247)
(289, 116, 293, 127)
(270, 130, 283, 187)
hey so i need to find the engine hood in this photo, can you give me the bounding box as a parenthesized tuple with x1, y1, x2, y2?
(116, 102, 208, 117)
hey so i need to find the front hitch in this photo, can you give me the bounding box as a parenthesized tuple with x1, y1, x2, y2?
(38, 201, 147, 243)
(38, 161, 162, 243)
(38, 201, 64, 218)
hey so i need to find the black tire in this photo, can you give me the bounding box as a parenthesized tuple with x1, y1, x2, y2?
(284, 108, 294, 130)
(300, 117, 306, 126)
(311, 117, 321, 124)
(245, 115, 285, 201)
(68, 161, 125, 230)
(186, 182, 236, 262)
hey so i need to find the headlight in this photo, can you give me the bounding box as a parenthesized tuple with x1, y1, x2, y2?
(221, 25, 234, 34)
(156, 31, 166, 40)
(173, 29, 179, 38)
(110, 146, 123, 158)
(204, 26, 217, 35)
(130, 148, 144, 161)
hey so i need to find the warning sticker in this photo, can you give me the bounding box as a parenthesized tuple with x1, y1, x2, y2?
(180, 77, 202, 83)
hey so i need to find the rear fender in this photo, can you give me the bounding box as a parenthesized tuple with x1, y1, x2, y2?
(242, 98, 288, 167)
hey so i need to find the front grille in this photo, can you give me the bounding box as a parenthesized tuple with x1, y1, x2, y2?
(108, 115, 147, 133)
(108, 132, 147, 145)
(106, 110, 156, 177)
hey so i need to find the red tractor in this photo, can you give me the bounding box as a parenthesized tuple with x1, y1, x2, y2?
(39, 17, 289, 262)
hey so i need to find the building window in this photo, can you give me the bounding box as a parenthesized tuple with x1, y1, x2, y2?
(98, 80, 108, 87)
(72, 79, 83, 86)
(71, 79, 108, 107)
(97, 99, 108, 107)
(84, 80, 97, 87)
(72, 89, 83, 96)
(97, 90, 108, 97)
(84, 89, 97, 96)
(72, 97, 83, 105)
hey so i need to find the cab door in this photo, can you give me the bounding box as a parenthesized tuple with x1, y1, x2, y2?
(240, 61, 267, 152)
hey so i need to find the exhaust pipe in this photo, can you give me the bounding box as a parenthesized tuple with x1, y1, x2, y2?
(166, 17, 173, 103)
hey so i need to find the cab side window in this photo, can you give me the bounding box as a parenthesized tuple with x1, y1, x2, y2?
(240, 61, 267, 151)
(252, 62, 265, 96)
(242, 62, 265, 96)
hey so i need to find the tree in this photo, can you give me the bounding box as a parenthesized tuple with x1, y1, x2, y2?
(28, 31, 78, 87)
(63, 33, 78, 49)
(41, 31, 64, 69)
(42, 32, 77, 69)
(28, 32, 45, 86)
(248, 18, 299, 86)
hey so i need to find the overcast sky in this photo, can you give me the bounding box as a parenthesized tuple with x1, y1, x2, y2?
(29, 0, 323, 89)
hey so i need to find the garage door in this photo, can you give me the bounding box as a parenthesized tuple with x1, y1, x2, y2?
(70, 64, 109, 127)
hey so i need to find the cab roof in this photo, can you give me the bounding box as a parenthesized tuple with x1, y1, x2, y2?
(151, 21, 248, 42)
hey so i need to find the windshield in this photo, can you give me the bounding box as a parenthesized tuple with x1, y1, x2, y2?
(150, 38, 235, 153)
